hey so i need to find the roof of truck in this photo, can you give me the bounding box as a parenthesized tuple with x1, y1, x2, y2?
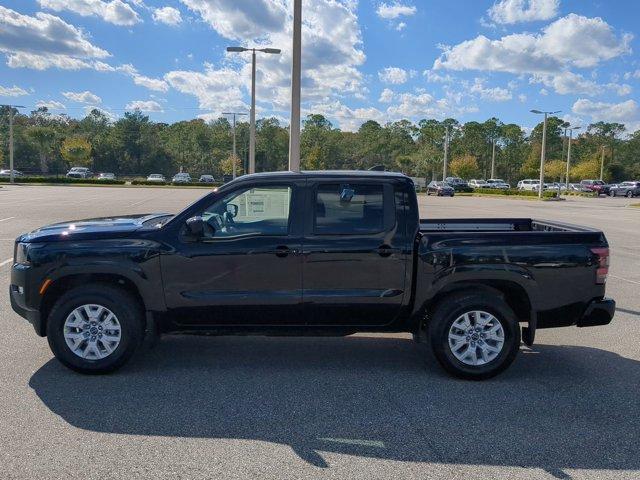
(237, 170, 410, 180)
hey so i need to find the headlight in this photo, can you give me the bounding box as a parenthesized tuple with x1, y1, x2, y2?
(15, 242, 31, 265)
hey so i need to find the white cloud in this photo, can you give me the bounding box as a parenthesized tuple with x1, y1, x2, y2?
(38, 0, 141, 26)
(424, 69, 454, 83)
(153, 6, 182, 26)
(180, 0, 286, 40)
(378, 67, 408, 85)
(0, 85, 29, 97)
(307, 100, 386, 131)
(0, 7, 110, 71)
(126, 100, 164, 112)
(470, 78, 512, 101)
(396, 22, 407, 31)
(531, 71, 633, 96)
(435, 14, 632, 74)
(165, 65, 245, 112)
(379, 88, 395, 103)
(175, 0, 366, 112)
(36, 99, 66, 110)
(376, 2, 417, 20)
(63, 90, 102, 104)
(572, 98, 638, 124)
(488, 0, 559, 25)
(117, 64, 169, 91)
(623, 70, 640, 80)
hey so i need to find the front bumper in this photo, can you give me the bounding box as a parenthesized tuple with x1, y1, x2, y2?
(9, 264, 45, 336)
(577, 298, 615, 327)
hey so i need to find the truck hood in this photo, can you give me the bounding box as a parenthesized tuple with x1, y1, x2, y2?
(18, 214, 171, 243)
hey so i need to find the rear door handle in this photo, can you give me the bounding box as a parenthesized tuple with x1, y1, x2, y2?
(377, 245, 395, 257)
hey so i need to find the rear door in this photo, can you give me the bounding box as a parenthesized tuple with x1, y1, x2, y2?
(302, 179, 409, 326)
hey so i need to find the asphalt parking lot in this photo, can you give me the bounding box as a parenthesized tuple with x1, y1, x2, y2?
(0, 185, 638, 480)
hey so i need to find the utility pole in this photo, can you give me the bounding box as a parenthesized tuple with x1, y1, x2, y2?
(288, 0, 302, 172)
(600, 145, 606, 181)
(1, 104, 25, 184)
(227, 47, 281, 174)
(222, 112, 247, 178)
(442, 125, 449, 181)
(531, 109, 560, 199)
(490, 137, 496, 179)
(565, 126, 581, 192)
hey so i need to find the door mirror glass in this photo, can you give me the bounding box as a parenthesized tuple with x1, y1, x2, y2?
(185, 216, 206, 238)
(226, 203, 239, 218)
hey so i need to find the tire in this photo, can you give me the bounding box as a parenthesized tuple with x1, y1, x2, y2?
(626, 191, 633, 198)
(427, 291, 520, 380)
(47, 284, 144, 374)
(610, 190, 615, 197)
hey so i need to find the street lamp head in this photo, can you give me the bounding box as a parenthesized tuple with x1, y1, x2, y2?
(260, 48, 281, 54)
(227, 46, 248, 52)
(530, 109, 543, 114)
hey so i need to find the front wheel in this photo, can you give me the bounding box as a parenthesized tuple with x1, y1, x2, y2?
(47, 285, 144, 374)
(427, 292, 520, 380)
(626, 191, 633, 198)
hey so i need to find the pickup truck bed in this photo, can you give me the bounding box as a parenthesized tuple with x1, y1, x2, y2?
(10, 171, 615, 379)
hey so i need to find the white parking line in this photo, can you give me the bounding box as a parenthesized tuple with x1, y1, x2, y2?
(609, 274, 640, 286)
(0, 258, 12, 268)
(0, 216, 15, 223)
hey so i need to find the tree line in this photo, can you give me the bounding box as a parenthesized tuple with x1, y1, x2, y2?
(1, 106, 639, 183)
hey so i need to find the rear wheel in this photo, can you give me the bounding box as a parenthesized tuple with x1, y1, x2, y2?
(610, 190, 615, 197)
(626, 191, 633, 198)
(427, 292, 520, 380)
(47, 285, 144, 374)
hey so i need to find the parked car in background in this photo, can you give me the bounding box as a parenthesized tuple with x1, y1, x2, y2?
(609, 181, 640, 197)
(517, 179, 543, 191)
(199, 175, 215, 183)
(146, 174, 166, 183)
(97, 172, 116, 181)
(568, 183, 581, 192)
(486, 179, 510, 190)
(172, 173, 192, 184)
(426, 181, 455, 196)
(545, 183, 561, 192)
(580, 179, 606, 194)
(445, 177, 473, 192)
(66, 167, 92, 179)
(468, 179, 488, 189)
(0, 169, 24, 177)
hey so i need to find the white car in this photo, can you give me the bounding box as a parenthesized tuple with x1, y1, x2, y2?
(486, 178, 510, 189)
(0, 169, 23, 177)
(66, 167, 92, 179)
(97, 172, 116, 180)
(468, 179, 488, 189)
(517, 179, 544, 191)
(146, 174, 166, 182)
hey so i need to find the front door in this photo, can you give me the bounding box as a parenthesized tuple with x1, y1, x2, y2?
(302, 180, 408, 326)
(161, 182, 304, 326)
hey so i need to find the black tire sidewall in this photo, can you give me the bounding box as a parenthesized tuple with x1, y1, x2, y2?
(47, 286, 143, 374)
(429, 293, 520, 380)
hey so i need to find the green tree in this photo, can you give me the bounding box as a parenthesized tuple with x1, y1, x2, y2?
(61, 137, 92, 167)
(27, 126, 57, 173)
(449, 155, 480, 179)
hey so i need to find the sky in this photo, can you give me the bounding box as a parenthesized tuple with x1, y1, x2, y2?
(1, 0, 639, 133)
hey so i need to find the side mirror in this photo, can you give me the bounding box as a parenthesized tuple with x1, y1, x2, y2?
(185, 216, 206, 238)
(226, 203, 239, 218)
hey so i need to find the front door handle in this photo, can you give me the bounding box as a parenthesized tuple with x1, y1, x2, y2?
(275, 245, 293, 258)
(377, 245, 395, 257)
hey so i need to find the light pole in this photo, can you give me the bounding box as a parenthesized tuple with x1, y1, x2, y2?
(442, 124, 450, 181)
(600, 145, 606, 181)
(288, 0, 302, 173)
(531, 109, 560, 199)
(1, 104, 25, 184)
(565, 126, 581, 192)
(227, 46, 281, 174)
(222, 112, 247, 179)
(490, 137, 497, 179)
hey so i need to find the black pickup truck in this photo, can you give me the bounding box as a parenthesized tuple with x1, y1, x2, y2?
(10, 171, 615, 379)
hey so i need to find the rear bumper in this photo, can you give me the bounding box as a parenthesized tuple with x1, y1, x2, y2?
(577, 298, 615, 327)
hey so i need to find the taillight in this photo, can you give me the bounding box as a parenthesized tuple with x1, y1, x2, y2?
(590, 247, 609, 284)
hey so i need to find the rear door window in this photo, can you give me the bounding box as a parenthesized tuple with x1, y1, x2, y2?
(314, 184, 384, 234)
